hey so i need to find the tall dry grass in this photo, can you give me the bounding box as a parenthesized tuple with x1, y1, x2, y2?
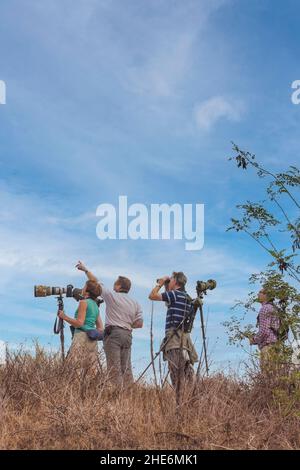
(0, 344, 299, 450)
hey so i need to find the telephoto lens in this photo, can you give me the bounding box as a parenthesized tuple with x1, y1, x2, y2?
(34, 284, 102, 305)
(34, 285, 65, 297)
(196, 279, 217, 294)
(34, 285, 75, 297)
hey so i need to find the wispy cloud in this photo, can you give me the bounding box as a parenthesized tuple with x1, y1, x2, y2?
(194, 96, 244, 131)
(126, 33, 194, 98)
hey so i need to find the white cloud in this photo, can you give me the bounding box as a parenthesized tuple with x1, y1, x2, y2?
(0, 0, 242, 188)
(123, 1, 229, 100)
(45, 211, 97, 228)
(194, 96, 244, 131)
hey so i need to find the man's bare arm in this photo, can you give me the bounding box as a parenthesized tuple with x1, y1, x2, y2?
(76, 260, 98, 282)
(148, 276, 169, 301)
(148, 285, 163, 301)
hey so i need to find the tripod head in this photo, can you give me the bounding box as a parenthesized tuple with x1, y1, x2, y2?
(56, 294, 64, 311)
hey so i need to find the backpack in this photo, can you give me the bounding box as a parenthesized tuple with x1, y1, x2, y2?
(276, 318, 289, 342)
(271, 306, 289, 342)
(182, 295, 196, 333)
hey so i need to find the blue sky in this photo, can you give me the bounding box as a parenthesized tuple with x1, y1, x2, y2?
(0, 0, 299, 376)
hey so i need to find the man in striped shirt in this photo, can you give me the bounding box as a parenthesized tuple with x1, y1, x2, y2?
(149, 272, 198, 397)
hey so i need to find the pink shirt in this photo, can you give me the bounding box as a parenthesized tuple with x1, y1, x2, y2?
(253, 302, 280, 350)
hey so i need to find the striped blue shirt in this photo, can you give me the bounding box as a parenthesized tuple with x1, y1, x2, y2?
(161, 289, 190, 332)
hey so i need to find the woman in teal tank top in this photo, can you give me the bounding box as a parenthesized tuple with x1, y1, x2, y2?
(74, 297, 100, 333)
(58, 280, 103, 368)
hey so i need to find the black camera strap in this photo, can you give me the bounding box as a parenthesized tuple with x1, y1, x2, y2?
(54, 295, 65, 361)
(53, 316, 64, 335)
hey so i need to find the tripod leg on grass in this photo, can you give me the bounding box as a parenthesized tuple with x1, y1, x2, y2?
(60, 326, 65, 362)
(199, 302, 209, 376)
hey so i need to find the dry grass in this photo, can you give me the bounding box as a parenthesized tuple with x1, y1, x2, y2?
(0, 345, 299, 450)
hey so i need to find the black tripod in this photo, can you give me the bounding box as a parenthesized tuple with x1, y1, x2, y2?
(53, 294, 65, 361)
(193, 294, 209, 375)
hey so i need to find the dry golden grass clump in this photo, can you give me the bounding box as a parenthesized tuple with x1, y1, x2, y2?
(0, 345, 299, 450)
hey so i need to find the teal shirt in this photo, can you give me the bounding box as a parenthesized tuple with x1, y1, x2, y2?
(74, 298, 99, 333)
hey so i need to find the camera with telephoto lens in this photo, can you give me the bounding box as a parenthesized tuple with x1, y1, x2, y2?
(196, 279, 217, 295)
(34, 284, 103, 306)
(34, 284, 82, 299)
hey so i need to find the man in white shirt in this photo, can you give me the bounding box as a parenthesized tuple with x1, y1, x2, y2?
(76, 261, 143, 386)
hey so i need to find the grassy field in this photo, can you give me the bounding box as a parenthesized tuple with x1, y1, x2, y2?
(0, 346, 299, 450)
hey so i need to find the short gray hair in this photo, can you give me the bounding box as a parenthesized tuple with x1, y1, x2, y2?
(172, 271, 187, 288)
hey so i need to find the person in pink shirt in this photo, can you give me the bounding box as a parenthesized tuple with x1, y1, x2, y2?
(250, 288, 280, 372)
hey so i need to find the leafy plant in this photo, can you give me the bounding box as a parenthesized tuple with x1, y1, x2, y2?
(225, 144, 300, 346)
